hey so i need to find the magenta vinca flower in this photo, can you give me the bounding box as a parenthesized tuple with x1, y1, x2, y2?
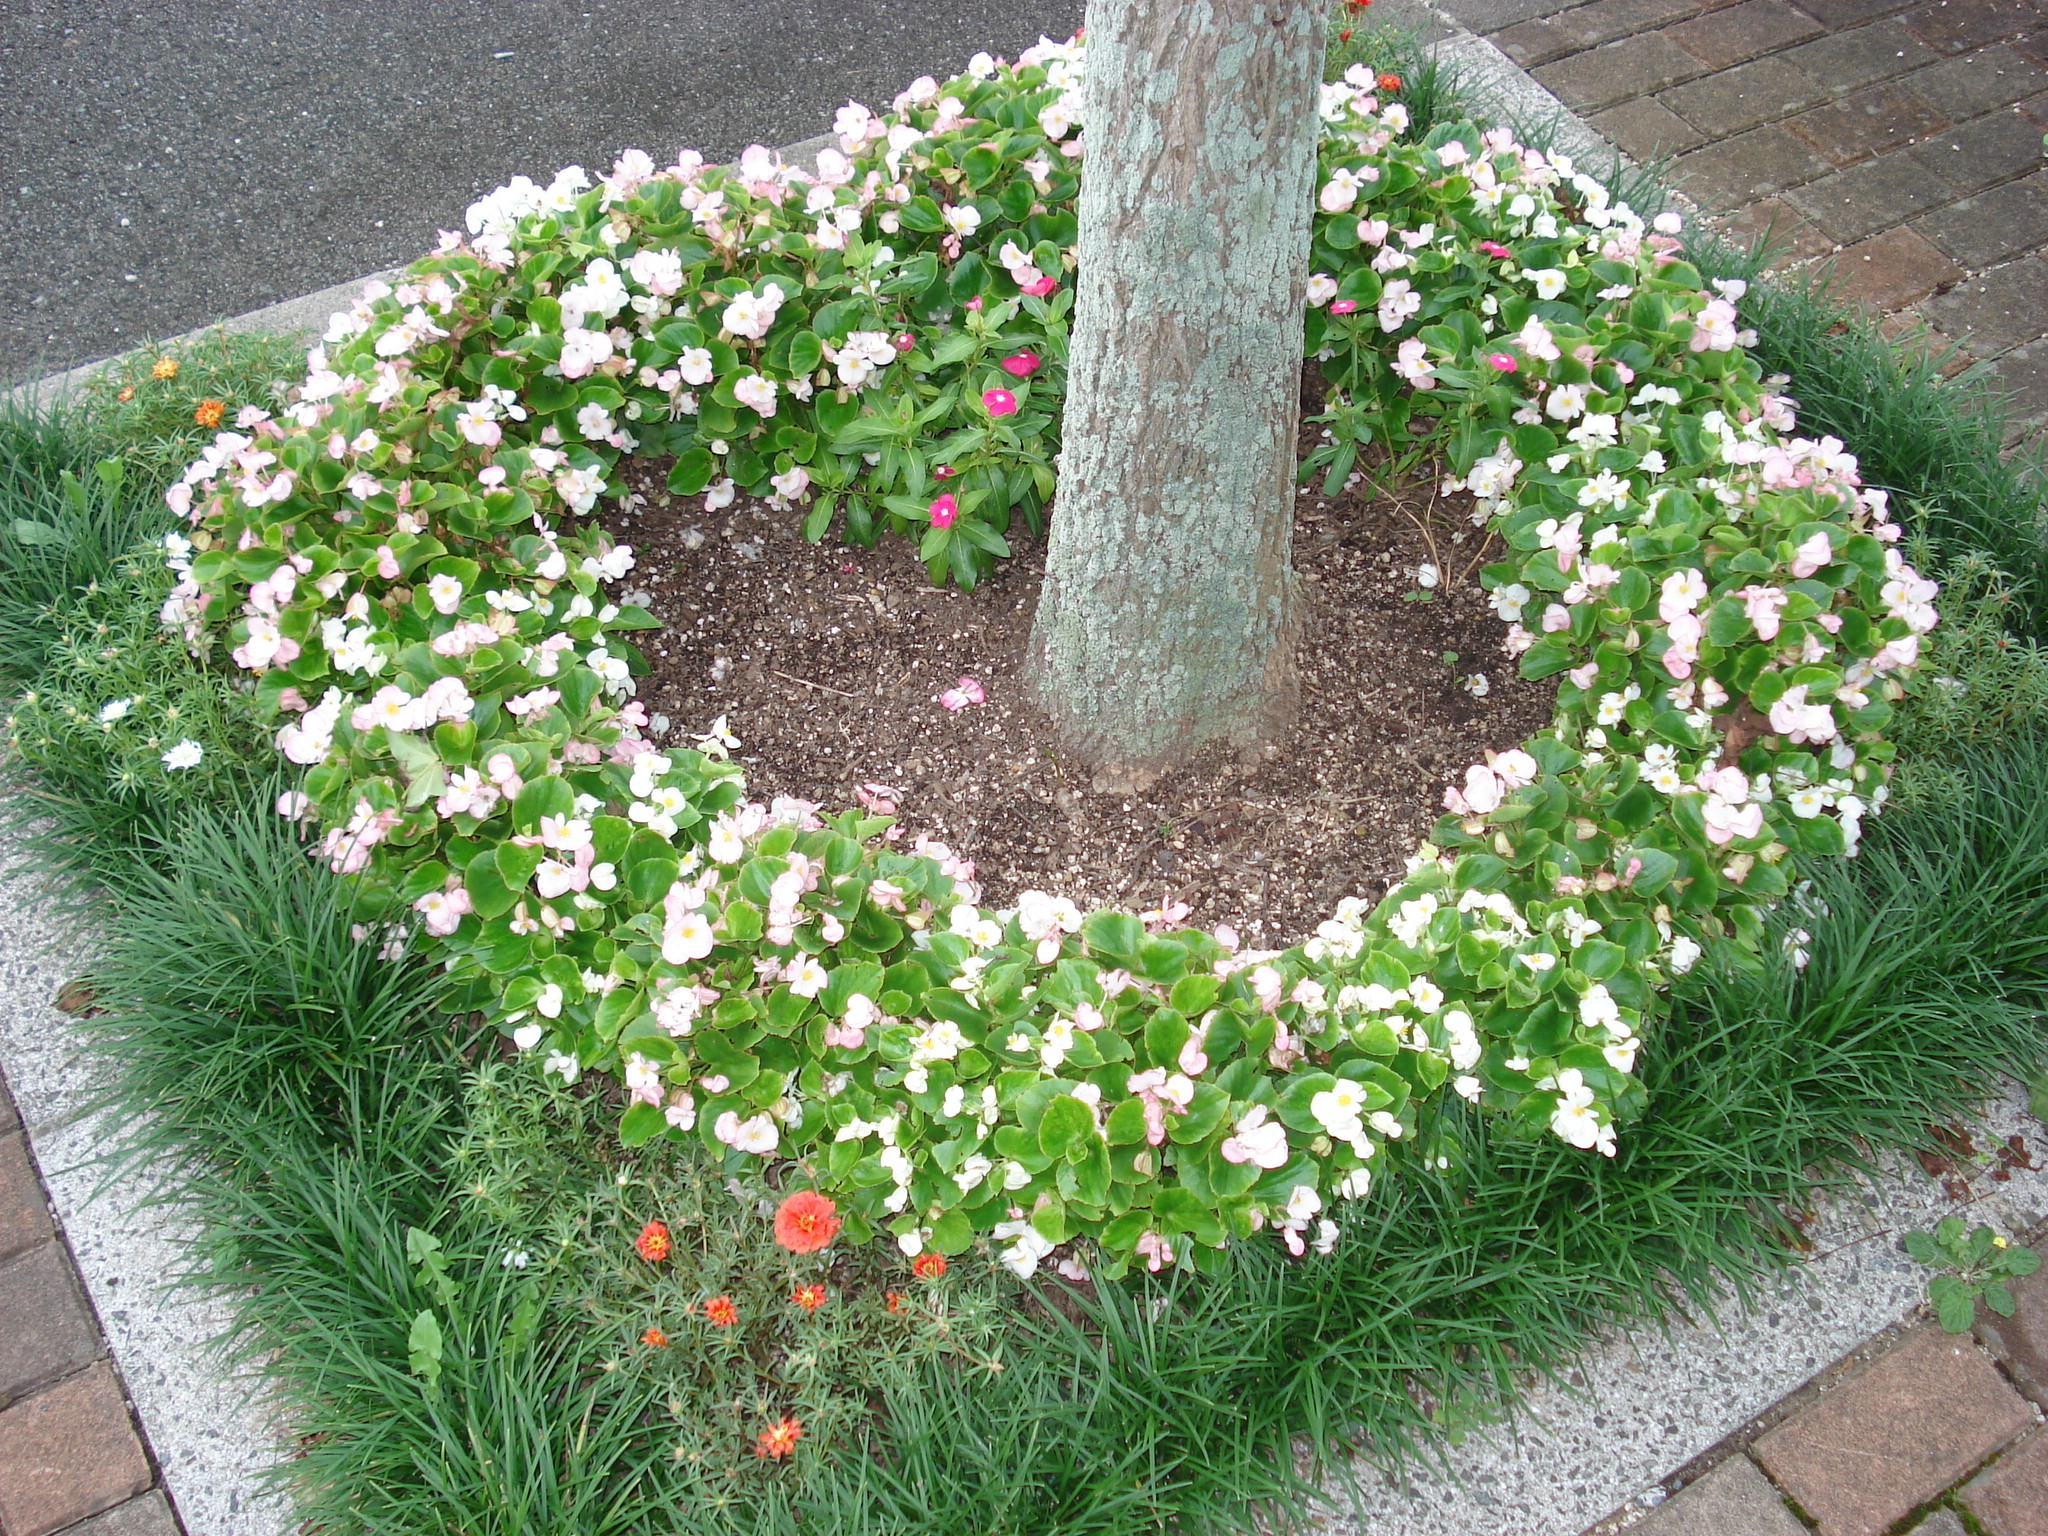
(928, 493, 958, 528)
(1329, 299, 1359, 314)
(1486, 352, 1519, 372)
(998, 350, 1041, 377)
(982, 387, 1018, 416)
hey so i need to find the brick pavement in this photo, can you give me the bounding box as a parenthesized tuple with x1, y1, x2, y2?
(1433, 0, 2048, 446)
(1589, 1243, 2048, 1534)
(0, 1068, 182, 1536)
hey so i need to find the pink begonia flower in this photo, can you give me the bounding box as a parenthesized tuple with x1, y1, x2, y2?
(1768, 684, 1838, 743)
(1735, 584, 1788, 640)
(1703, 797, 1765, 846)
(1330, 299, 1359, 314)
(1477, 240, 1511, 258)
(1567, 661, 1599, 689)
(854, 782, 903, 814)
(965, 296, 983, 311)
(1663, 611, 1702, 679)
(928, 493, 958, 528)
(1790, 530, 1833, 578)
(374, 544, 401, 579)
(1219, 1106, 1289, 1169)
(998, 350, 1041, 377)
(1019, 274, 1057, 296)
(1486, 352, 1518, 371)
(1444, 763, 1505, 816)
(937, 676, 986, 710)
(982, 387, 1018, 416)
(1135, 1230, 1174, 1273)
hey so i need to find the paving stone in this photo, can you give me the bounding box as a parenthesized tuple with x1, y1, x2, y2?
(1786, 79, 1948, 164)
(2024, 86, 2048, 125)
(1785, 16, 1945, 88)
(2018, 23, 2048, 64)
(1752, 1328, 2033, 1536)
(1674, 123, 1836, 207)
(1633, 1455, 1808, 1535)
(1437, 0, 1575, 32)
(0, 1243, 100, 1406)
(62, 1491, 183, 1536)
(1662, 53, 1830, 135)
(1533, 32, 1711, 111)
(0, 1071, 17, 1134)
(1787, 148, 1956, 241)
(1987, 339, 2048, 431)
(1824, 223, 1963, 308)
(1591, 94, 1711, 156)
(1716, 195, 1838, 263)
(1914, 171, 2048, 268)
(1670, 0, 1826, 68)
(1905, 0, 2044, 54)
(1959, 1425, 2048, 1536)
(1911, 43, 2048, 119)
(1494, 17, 1580, 66)
(0, 1130, 51, 1264)
(1975, 1249, 2048, 1408)
(1554, 0, 1705, 48)
(0, 1362, 152, 1536)
(1905, 1511, 1969, 1536)
(1798, 0, 1921, 24)
(1910, 107, 2048, 196)
(1916, 256, 2048, 358)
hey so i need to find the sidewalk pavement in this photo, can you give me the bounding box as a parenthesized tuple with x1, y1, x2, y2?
(0, 1066, 182, 1536)
(1432, 0, 2048, 447)
(1607, 1253, 2048, 1536)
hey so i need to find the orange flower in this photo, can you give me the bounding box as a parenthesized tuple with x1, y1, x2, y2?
(703, 1295, 738, 1326)
(884, 1290, 906, 1314)
(116, 385, 136, 402)
(911, 1252, 947, 1280)
(772, 1189, 840, 1254)
(1377, 72, 1402, 92)
(150, 357, 179, 380)
(791, 1282, 827, 1312)
(641, 1325, 669, 1348)
(193, 398, 225, 427)
(755, 1415, 802, 1460)
(634, 1219, 671, 1262)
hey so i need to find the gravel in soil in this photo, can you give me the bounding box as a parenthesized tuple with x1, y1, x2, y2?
(595, 450, 1553, 949)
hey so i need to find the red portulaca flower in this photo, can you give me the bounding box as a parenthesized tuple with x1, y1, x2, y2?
(756, 1416, 802, 1460)
(633, 1219, 671, 1262)
(773, 1190, 842, 1254)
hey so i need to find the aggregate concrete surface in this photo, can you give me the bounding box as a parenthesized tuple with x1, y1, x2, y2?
(0, 0, 1083, 384)
(0, 839, 289, 1536)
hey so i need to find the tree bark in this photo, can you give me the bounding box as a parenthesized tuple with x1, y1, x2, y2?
(1026, 0, 1324, 792)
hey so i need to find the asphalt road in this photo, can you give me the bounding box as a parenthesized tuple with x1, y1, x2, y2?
(0, 0, 1085, 384)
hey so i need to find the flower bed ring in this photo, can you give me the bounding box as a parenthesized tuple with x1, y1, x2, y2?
(166, 37, 1934, 1281)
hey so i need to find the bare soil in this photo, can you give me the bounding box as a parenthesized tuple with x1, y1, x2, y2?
(595, 437, 1552, 948)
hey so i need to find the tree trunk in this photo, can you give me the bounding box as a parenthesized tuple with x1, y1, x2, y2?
(1026, 0, 1324, 792)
